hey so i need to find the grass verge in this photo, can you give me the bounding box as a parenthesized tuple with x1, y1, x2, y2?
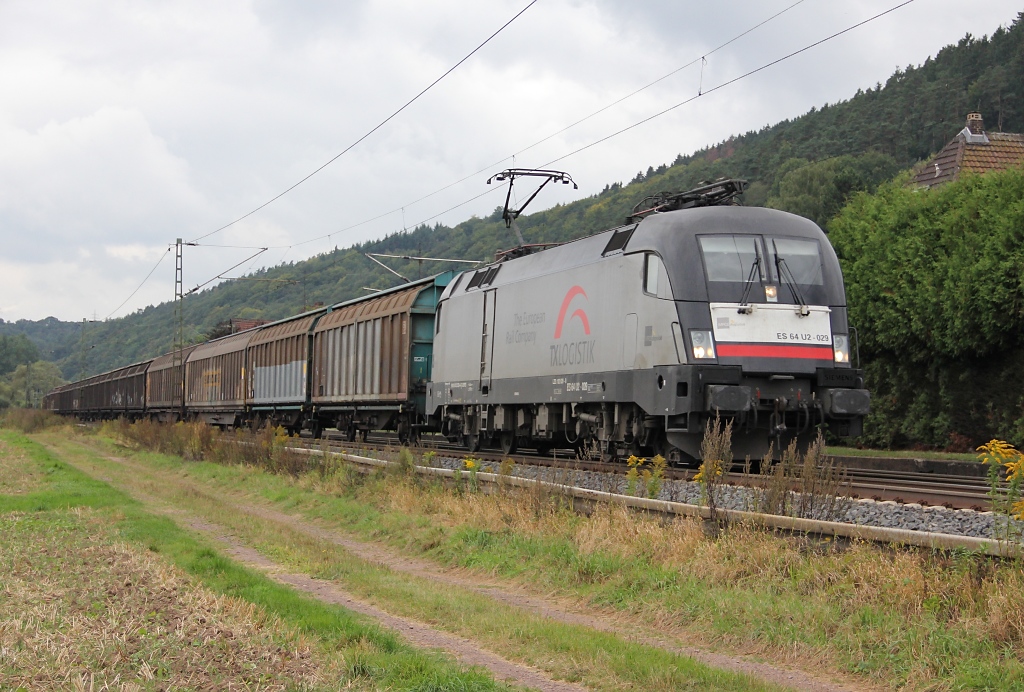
(39, 429, 784, 692)
(0, 429, 518, 691)
(74, 423, 1024, 691)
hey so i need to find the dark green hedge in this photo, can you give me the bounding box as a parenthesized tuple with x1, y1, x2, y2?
(829, 168, 1024, 448)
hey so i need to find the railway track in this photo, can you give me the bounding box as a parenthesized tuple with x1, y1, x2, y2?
(291, 431, 994, 511)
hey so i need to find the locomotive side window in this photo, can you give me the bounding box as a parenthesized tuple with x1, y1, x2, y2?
(644, 253, 661, 295)
(699, 235, 763, 283)
(769, 238, 823, 285)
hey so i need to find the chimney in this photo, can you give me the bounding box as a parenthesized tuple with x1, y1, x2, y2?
(966, 112, 985, 135)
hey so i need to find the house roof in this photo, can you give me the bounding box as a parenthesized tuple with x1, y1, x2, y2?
(913, 114, 1024, 188)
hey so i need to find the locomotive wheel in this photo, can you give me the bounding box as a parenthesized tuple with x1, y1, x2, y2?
(464, 433, 481, 453)
(535, 443, 552, 457)
(499, 431, 517, 456)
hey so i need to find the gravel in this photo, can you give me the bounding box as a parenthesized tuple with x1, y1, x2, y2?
(423, 453, 1023, 542)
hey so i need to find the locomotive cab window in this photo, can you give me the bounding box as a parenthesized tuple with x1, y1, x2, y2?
(699, 235, 763, 283)
(643, 254, 660, 295)
(768, 236, 828, 305)
(769, 238, 823, 285)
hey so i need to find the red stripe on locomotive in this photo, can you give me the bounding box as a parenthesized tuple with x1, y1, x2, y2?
(716, 343, 833, 360)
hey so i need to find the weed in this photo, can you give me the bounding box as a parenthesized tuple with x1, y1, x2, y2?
(977, 439, 1024, 543)
(463, 457, 480, 493)
(695, 416, 732, 520)
(625, 455, 643, 496)
(746, 433, 851, 521)
(394, 447, 416, 477)
(647, 455, 667, 499)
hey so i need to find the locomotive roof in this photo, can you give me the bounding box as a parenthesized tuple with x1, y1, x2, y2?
(443, 205, 844, 305)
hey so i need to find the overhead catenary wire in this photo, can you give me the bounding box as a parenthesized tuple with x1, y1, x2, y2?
(189, 0, 539, 244)
(185, 248, 268, 296)
(102, 0, 914, 316)
(249, 0, 811, 254)
(391, 0, 921, 238)
(542, 0, 918, 167)
(104, 249, 170, 319)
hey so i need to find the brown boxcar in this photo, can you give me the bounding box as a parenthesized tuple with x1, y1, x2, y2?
(185, 331, 253, 426)
(246, 309, 327, 431)
(310, 275, 450, 441)
(146, 346, 197, 422)
(74, 360, 151, 419)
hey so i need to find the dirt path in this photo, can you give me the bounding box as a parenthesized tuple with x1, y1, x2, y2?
(182, 517, 587, 692)
(54, 439, 859, 692)
(233, 503, 855, 692)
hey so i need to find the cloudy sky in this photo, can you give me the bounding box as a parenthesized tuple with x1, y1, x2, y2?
(1, 0, 1019, 322)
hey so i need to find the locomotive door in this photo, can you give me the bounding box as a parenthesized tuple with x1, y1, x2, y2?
(479, 289, 497, 393)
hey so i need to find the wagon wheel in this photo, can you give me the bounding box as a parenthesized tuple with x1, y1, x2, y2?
(499, 430, 518, 456)
(464, 433, 481, 453)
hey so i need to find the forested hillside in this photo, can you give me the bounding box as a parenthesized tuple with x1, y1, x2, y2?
(16, 14, 1024, 381)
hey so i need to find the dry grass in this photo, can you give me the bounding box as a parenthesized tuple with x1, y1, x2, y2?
(0, 438, 46, 495)
(0, 508, 329, 691)
(71, 421, 1024, 687)
(334, 470, 1024, 687)
(0, 408, 64, 433)
(106, 419, 311, 475)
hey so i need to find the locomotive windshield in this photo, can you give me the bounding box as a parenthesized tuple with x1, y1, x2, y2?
(699, 235, 763, 283)
(770, 238, 823, 286)
(698, 233, 828, 305)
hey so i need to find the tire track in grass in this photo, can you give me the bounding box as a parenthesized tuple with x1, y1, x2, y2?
(50, 435, 850, 692)
(182, 516, 588, 692)
(231, 502, 852, 692)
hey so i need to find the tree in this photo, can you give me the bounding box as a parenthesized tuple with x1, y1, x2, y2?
(766, 152, 901, 227)
(0, 361, 66, 409)
(0, 334, 39, 376)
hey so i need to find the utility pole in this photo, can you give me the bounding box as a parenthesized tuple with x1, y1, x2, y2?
(173, 238, 184, 419)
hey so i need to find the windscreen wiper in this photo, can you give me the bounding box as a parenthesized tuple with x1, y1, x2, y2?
(772, 240, 810, 316)
(736, 255, 761, 314)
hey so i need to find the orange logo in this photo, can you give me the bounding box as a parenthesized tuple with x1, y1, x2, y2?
(554, 286, 590, 338)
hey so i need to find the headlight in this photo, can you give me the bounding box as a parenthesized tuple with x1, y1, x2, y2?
(833, 334, 849, 363)
(690, 330, 716, 359)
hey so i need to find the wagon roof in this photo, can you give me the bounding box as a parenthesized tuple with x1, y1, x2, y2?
(315, 282, 426, 333)
(249, 312, 324, 346)
(186, 329, 255, 360)
(149, 345, 199, 371)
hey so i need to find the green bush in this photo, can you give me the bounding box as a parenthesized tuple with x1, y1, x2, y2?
(829, 167, 1024, 448)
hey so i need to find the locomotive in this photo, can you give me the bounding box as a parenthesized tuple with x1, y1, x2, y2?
(429, 179, 868, 462)
(45, 179, 869, 462)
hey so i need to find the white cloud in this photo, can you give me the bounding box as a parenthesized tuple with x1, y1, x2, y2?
(0, 0, 1020, 320)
